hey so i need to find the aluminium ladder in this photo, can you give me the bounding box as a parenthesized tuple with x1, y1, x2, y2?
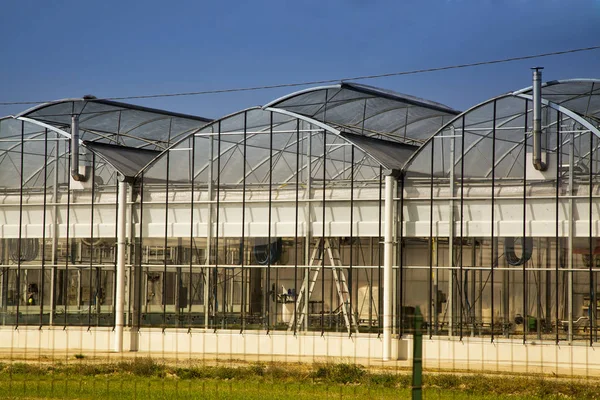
(288, 238, 359, 334)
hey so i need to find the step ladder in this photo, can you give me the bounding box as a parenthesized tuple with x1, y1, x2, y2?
(288, 238, 359, 334)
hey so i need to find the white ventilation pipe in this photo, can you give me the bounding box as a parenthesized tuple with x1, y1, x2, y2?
(70, 115, 87, 181)
(383, 174, 395, 360)
(114, 179, 127, 352)
(532, 67, 547, 171)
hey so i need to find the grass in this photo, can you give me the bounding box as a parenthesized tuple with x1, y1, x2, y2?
(0, 358, 597, 399)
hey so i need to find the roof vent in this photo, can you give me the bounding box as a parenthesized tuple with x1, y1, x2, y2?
(531, 67, 547, 171)
(83, 94, 97, 100)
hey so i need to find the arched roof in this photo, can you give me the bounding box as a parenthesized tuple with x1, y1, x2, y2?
(2, 84, 460, 187)
(402, 78, 600, 179)
(265, 82, 460, 146)
(515, 79, 600, 122)
(2, 98, 212, 184)
(140, 84, 460, 183)
(18, 97, 211, 149)
(141, 106, 391, 185)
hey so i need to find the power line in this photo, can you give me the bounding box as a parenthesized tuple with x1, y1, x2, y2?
(1, 45, 599, 106)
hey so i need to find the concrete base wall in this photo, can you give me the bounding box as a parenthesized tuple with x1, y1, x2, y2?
(1, 327, 600, 376)
(0, 326, 395, 362)
(414, 336, 600, 376)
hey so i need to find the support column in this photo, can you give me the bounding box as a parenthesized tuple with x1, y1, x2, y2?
(567, 132, 574, 343)
(448, 134, 455, 337)
(383, 174, 396, 361)
(303, 125, 313, 331)
(205, 135, 214, 327)
(50, 132, 60, 326)
(114, 179, 128, 352)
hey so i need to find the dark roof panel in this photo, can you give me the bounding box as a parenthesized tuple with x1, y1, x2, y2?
(83, 141, 160, 179)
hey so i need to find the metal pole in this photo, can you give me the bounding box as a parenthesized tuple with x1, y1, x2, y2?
(555, 111, 561, 344)
(532, 67, 547, 171)
(16, 121, 24, 327)
(162, 149, 170, 327)
(49, 131, 60, 326)
(40, 128, 48, 327)
(293, 119, 300, 334)
(411, 306, 423, 400)
(491, 100, 497, 342)
(589, 132, 595, 346)
(214, 121, 221, 330)
(189, 137, 195, 329)
(114, 179, 128, 352)
(459, 121, 465, 340)
(379, 167, 385, 334)
(267, 112, 273, 332)
(349, 146, 355, 336)
(383, 174, 395, 360)
(205, 132, 213, 328)
(428, 138, 435, 338)
(568, 132, 574, 342)
(320, 129, 326, 335)
(448, 133, 455, 337)
(87, 154, 96, 328)
(398, 175, 405, 337)
(240, 112, 247, 333)
(523, 125, 528, 344)
(303, 125, 312, 332)
(64, 138, 72, 327)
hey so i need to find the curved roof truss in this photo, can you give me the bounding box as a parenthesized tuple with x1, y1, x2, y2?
(0, 99, 212, 185)
(403, 79, 600, 179)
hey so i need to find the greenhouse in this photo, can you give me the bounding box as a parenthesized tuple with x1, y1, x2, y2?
(1, 74, 600, 366)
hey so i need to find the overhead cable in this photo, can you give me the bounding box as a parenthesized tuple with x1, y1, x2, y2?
(1, 45, 599, 106)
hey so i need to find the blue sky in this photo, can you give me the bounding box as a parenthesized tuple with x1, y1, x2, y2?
(1, 0, 599, 118)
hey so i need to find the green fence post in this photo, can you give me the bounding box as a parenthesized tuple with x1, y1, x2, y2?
(412, 306, 423, 400)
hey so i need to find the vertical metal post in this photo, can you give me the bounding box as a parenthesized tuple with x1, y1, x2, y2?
(411, 306, 423, 400)
(491, 100, 497, 342)
(320, 129, 326, 335)
(471, 238, 477, 336)
(589, 132, 594, 346)
(205, 132, 214, 328)
(112, 173, 119, 328)
(428, 139, 435, 337)
(240, 112, 247, 333)
(267, 112, 273, 332)
(126, 177, 134, 326)
(448, 132, 455, 337)
(568, 131, 574, 342)
(114, 179, 128, 352)
(349, 146, 355, 336)
(214, 121, 221, 330)
(49, 133, 60, 326)
(162, 147, 170, 328)
(555, 111, 561, 344)
(64, 137, 72, 327)
(188, 137, 195, 328)
(546, 237, 552, 334)
(383, 174, 395, 360)
(40, 128, 48, 327)
(459, 120, 465, 340)
(523, 117, 528, 344)
(133, 174, 144, 341)
(320, 92, 329, 335)
(16, 121, 24, 327)
(303, 125, 312, 331)
(293, 119, 300, 334)
(398, 174, 404, 336)
(87, 154, 96, 328)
